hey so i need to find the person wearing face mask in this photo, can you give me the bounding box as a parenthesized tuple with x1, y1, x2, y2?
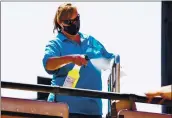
(42, 3, 134, 118)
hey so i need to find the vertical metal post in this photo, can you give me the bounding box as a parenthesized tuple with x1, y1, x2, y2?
(107, 74, 112, 118)
(114, 63, 120, 93)
(112, 65, 116, 92)
(161, 1, 172, 114)
(114, 55, 120, 93)
(111, 55, 120, 118)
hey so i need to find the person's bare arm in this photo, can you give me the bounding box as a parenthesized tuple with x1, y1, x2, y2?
(158, 85, 172, 100)
(46, 55, 87, 71)
(145, 85, 172, 103)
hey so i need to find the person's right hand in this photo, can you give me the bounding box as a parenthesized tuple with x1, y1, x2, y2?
(145, 85, 172, 104)
(71, 54, 88, 66)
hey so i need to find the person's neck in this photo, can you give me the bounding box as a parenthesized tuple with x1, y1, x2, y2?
(63, 31, 80, 44)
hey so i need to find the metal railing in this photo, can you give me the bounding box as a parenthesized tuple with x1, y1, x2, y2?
(1, 81, 172, 106)
(1, 55, 172, 118)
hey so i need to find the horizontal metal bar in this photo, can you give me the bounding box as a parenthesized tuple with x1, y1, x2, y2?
(1, 81, 172, 106)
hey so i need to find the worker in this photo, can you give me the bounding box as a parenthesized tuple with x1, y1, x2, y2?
(42, 3, 116, 118)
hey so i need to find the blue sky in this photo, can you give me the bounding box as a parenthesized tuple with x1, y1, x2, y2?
(1, 2, 162, 116)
